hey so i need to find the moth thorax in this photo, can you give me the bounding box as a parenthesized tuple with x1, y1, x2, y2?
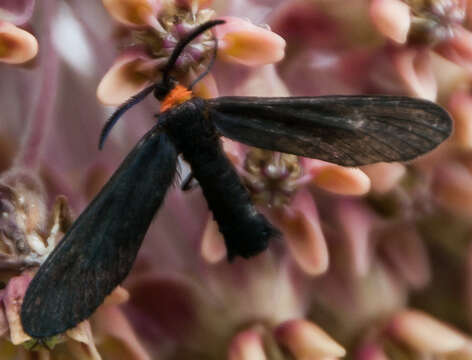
(243, 148, 302, 208)
(160, 85, 193, 113)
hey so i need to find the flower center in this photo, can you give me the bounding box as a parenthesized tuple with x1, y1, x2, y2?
(243, 149, 303, 208)
(406, 0, 466, 45)
(133, 8, 217, 79)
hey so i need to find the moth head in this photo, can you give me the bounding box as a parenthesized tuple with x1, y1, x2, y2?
(98, 19, 225, 149)
(153, 78, 177, 101)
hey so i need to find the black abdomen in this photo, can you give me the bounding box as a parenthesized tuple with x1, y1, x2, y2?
(162, 99, 279, 259)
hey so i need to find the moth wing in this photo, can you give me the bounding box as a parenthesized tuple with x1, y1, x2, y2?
(21, 128, 178, 338)
(207, 96, 452, 166)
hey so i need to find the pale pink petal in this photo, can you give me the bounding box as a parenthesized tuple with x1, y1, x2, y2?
(432, 162, 472, 217)
(228, 328, 267, 360)
(0, 21, 37, 64)
(3, 273, 32, 344)
(0, 291, 7, 337)
(467, 242, 472, 325)
(273, 189, 329, 276)
(306, 160, 371, 196)
(66, 321, 101, 360)
(393, 48, 437, 101)
(379, 226, 431, 289)
(192, 72, 219, 99)
(361, 162, 406, 194)
(92, 306, 151, 360)
(436, 26, 472, 72)
(336, 200, 373, 277)
(234, 65, 290, 97)
(97, 51, 157, 106)
(390, 310, 469, 353)
(448, 89, 472, 148)
(275, 319, 346, 359)
(103, 286, 130, 306)
(215, 16, 286, 66)
(101, 0, 162, 28)
(175, 0, 213, 10)
(0, 0, 36, 25)
(201, 216, 227, 263)
(370, 0, 411, 44)
(270, 0, 369, 96)
(221, 138, 245, 166)
(355, 342, 389, 360)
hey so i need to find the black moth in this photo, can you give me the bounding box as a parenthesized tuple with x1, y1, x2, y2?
(21, 20, 452, 339)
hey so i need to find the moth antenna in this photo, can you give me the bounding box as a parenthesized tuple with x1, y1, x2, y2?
(99, 84, 156, 150)
(99, 19, 225, 149)
(161, 19, 225, 86)
(189, 35, 218, 90)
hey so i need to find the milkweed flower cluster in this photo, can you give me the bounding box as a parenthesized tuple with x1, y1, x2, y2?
(96, 0, 286, 105)
(1, 0, 472, 359)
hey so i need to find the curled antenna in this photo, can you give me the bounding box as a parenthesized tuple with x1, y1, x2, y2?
(98, 19, 226, 149)
(99, 84, 155, 149)
(161, 19, 225, 86)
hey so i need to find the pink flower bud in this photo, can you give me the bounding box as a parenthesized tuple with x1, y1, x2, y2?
(175, 0, 213, 10)
(200, 217, 226, 263)
(0, 0, 36, 25)
(355, 342, 390, 360)
(97, 51, 157, 106)
(390, 310, 469, 353)
(3, 274, 32, 344)
(361, 162, 406, 194)
(101, 0, 162, 28)
(228, 329, 267, 360)
(433, 162, 472, 217)
(436, 26, 472, 72)
(379, 226, 431, 289)
(306, 160, 371, 196)
(275, 319, 346, 359)
(215, 17, 286, 66)
(66, 321, 101, 359)
(221, 138, 245, 166)
(234, 65, 290, 97)
(393, 48, 437, 101)
(0, 292, 7, 338)
(335, 200, 373, 277)
(103, 286, 130, 306)
(274, 189, 329, 276)
(0, 21, 37, 64)
(370, 0, 411, 44)
(92, 306, 151, 360)
(448, 89, 472, 148)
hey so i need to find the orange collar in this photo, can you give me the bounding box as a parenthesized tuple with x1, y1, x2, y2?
(160, 85, 193, 113)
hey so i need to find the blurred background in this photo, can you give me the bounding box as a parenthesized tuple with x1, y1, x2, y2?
(1, 0, 472, 359)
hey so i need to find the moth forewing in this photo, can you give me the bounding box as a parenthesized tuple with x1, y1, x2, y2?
(21, 129, 178, 338)
(207, 96, 452, 166)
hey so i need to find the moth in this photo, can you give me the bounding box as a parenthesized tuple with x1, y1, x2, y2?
(21, 19, 452, 339)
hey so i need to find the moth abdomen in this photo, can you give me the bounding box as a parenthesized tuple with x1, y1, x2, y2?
(163, 100, 279, 259)
(187, 144, 280, 259)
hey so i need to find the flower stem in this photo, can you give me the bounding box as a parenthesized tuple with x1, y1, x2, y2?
(15, 0, 59, 170)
